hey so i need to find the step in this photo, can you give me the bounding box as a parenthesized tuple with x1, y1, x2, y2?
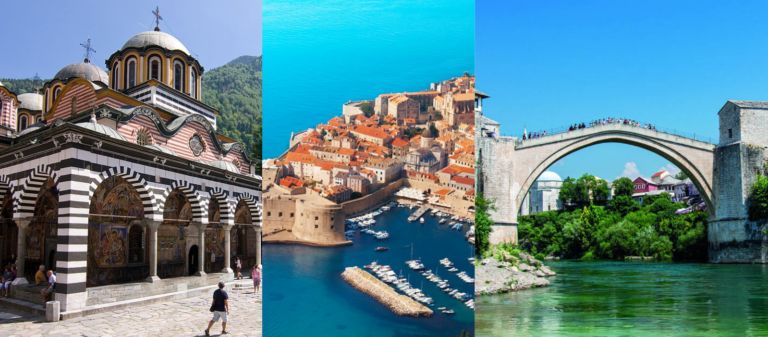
(0, 296, 45, 316)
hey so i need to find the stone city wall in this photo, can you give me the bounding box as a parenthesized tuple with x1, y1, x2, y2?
(292, 197, 347, 244)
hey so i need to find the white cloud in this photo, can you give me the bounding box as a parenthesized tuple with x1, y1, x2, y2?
(616, 162, 641, 180)
(662, 164, 681, 176)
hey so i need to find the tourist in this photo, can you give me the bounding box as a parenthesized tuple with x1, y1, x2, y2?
(205, 281, 230, 336)
(1, 266, 14, 297)
(235, 257, 243, 280)
(252, 264, 261, 292)
(39, 270, 55, 308)
(35, 265, 46, 285)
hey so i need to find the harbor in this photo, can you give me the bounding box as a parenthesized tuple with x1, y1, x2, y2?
(264, 204, 475, 336)
(341, 267, 433, 318)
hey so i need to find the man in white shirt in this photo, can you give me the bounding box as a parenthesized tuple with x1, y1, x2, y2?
(40, 270, 56, 308)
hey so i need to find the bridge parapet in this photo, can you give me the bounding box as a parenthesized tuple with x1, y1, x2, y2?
(517, 123, 715, 150)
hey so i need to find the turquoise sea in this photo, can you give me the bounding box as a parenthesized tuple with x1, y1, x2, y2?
(264, 207, 476, 336)
(262, 0, 474, 158)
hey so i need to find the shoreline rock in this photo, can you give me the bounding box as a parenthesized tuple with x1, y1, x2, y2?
(341, 267, 433, 318)
(475, 250, 557, 296)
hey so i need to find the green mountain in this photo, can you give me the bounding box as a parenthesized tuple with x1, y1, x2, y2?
(202, 55, 262, 172)
(1, 56, 263, 174)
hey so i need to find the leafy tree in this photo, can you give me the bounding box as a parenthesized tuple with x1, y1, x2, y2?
(675, 171, 689, 180)
(610, 195, 640, 216)
(0, 78, 46, 94)
(360, 101, 374, 117)
(592, 178, 610, 201)
(475, 193, 496, 257)
(435, 112, 443, 120)
(612, 177, 635, 197)
(748, 174, 768, 221)
(429, 124, 439, 137)
(350, 191, 363, 200)
(559, 177, 577, 204)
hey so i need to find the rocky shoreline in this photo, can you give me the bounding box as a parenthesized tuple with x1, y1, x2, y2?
(341, 267, 433, 318)
(475, 250, 557, 296)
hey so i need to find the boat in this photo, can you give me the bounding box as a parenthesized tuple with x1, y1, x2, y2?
(420, 218, 425, 224)
(442, 310, 454, 315)
(375, 231, 389, 240)
(439, 219, 447, 224)
(375, 247, 388, 252)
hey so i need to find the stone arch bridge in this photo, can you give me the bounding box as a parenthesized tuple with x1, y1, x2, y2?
(478, 100, 768, 263)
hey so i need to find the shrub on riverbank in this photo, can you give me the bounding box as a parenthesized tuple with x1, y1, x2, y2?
(517, 192, 708, 261)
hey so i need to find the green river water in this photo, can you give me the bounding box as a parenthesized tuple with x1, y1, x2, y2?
(475, 260, 768, 336)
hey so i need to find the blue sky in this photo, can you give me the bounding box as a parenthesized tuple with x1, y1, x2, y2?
(0, 0, 261, 80)
(477, 0, 768, 182)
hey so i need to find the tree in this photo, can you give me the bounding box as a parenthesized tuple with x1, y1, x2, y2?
(429, 124, 439, 137)
(435, 112, 443, 120)
(475, 193, 496, 257)
(592, 179, 610, 201)
(559, 177, 577, 204)
(360, 101, 374, 117)
(612, 177, 635, 198)
(350, 191, 363, 200)
(611, 195, 640, 216)
(463, 71, 470, 77)
(748, 174, 768, 221)
(674, 171, 689, 180)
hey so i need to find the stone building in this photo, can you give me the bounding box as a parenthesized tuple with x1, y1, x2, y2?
(347, 175, 371, 195)
(362, 158, 403, 184)
(404, 148, 442, 174)
(0, 23, 262, 314)
(519, 171, 563, 215)
(391, 138, 410, 159)
(387, 94, 420, 123)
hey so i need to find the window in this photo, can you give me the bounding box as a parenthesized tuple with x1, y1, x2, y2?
(315, 216, 318, 220)
(189, 134, 205, 157)
(112, 64, 120, 89)
(315, 225, 318, 228)
(190, 69, 197, 98)
(128, 225, 145, 263)
(290, 213, 294, 217)
(18, 115, 28, 131)
(36, 116, 42, 123)
(279, 212, 282, 217)
(53, 87, 61, 102)
(267, 212, 271, 217)
(127, 60, 136, 88)
(136, 130, 151, 145)
(729, 129, 733, 138)
(150, 57, 161, 80)
(173, 61, 184, 91)
(71, 97, 77, 116)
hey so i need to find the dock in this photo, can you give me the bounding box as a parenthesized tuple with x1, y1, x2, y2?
(341, 267, 433, 318)
(408, 207, 428, 222)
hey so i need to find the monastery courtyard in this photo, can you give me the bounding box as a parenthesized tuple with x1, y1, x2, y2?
(0, 281, 262, 337)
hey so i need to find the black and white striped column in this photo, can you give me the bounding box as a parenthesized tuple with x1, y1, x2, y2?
(54, 166, 91, 312)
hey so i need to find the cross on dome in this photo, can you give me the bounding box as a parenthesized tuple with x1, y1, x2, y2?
(153, 6, 163, 31)
(80, 37, 96, 63)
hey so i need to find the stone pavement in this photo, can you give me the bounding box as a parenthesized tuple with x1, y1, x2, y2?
(0, 282, 262, 337)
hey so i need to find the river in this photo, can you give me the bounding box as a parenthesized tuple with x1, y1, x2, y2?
(475, 260, 768, 336)
(264, 206, 475, 337)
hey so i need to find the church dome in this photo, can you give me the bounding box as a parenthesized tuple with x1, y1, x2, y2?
(54, 62, 109, 83)
(17, 93, 43, 111)
(122, 31, 190, 55)
(0, 81, 4, 87)
(208, 160, 240, 173)
(144, 144, 177, 156)
(537, 171, 562, 182)
(16, 122, 46, 137)
(76, 117, 126, 141)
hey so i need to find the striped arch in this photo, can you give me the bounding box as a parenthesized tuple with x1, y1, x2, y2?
(14, 165, 58, 218)
(0, 176, 11, 204)
(208, 187, 232, 225)
(160, 180, 205, 223)
(236, 192, 262, 226)
(88, 166, 160, 221)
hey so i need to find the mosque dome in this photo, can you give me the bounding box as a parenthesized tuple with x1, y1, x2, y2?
(122, 31, 190, 55)
(75, 116, 126, 141)
(54, 61, 109, 83)
(537, 171, 562, 182)
(208, 160, 240, 173)
(144, 144, 177, 156)
(17, 93, 43, 111)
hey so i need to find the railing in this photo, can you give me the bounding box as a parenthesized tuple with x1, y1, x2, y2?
(484, 119, 715, 145)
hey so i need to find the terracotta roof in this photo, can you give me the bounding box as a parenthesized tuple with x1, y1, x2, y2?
(285, 152, 317, 164)
(441, 164, 475, 175)
(652, 171, 667, 177)
(452, 92, 474, 101)
(451, 176, 474, 185)
(351, 125, 391, 140)
(391, 138, 409, 147)
(434, 189, 452, 195)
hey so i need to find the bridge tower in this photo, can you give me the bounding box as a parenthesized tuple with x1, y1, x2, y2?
(710, 101, 768, 263)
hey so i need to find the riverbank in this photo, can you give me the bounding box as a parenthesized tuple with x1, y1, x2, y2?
(342, 267, 433, 318)
(475, 249, 556, 296)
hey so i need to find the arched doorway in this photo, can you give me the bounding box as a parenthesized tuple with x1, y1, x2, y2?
(0, 191, 17, 268)
(87, 175, 147, 287)
(234, 199, 256, 269)
(159, 189, 190, 278)
(188, 245, 199, 275)
(25, 178, 58, 281)
(204, 198, 224, 273)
